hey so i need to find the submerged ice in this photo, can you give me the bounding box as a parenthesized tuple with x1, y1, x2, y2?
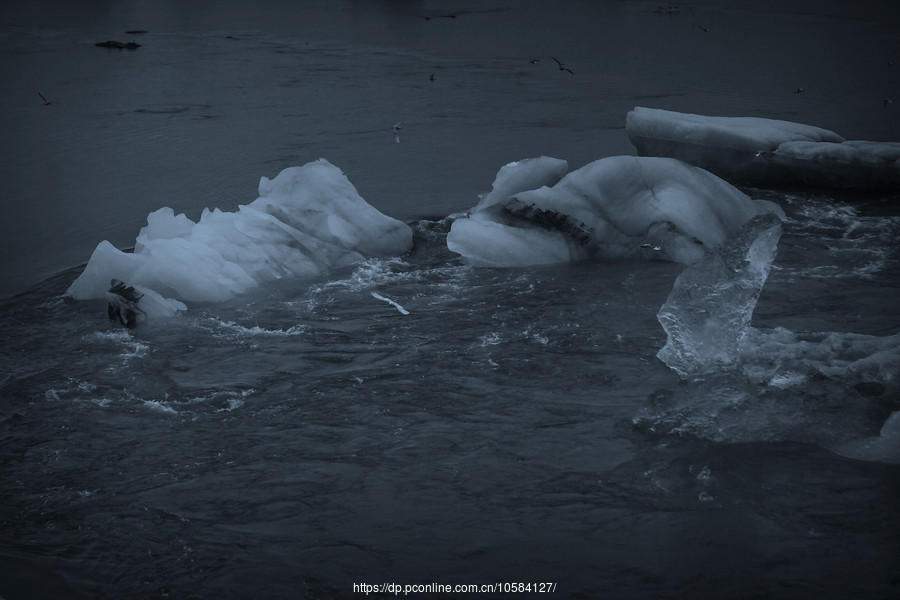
(649, 199, 900, 463)
(65, 159, 413, 306)
(627, 107, 900, 188)
(447, 155, 783, 267)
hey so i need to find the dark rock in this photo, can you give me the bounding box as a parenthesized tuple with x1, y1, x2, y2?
(106, 279, 144, 328)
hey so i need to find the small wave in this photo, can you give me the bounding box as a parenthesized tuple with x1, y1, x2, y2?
(782, 195, 900, 280)
(478, 332, 504, 347)
(84, 330, 150, 364)
(44, 379, 117, 408)
(521, 327, 549, 345)
(140, 389, 253, 416)
(319, 256, 463, 292)
(143, 399, 178, 415)
(210, 319, 307, 337)
(183, 389, 253, 413)
(344, 257, 415, 289)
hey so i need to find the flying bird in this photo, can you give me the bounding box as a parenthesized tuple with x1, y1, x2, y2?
(429, 73, 435, 82)
(794, 87, 805, 94)
(37, 92, 53, 105)
(551, 57, 574, 75)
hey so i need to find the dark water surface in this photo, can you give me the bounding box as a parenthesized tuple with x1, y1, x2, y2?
(2, 0, 898, 296)
(2, 1, 900, 599)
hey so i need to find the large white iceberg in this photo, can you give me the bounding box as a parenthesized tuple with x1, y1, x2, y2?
(447, 155, 783, 267)
(66, 159, 413, 305)
(627, 106, 900, 188)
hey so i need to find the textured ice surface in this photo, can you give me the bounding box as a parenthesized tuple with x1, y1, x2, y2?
(772, 140, 900, 188)
(627, 106, 843, 152)
(627, 107, 900, 188)
(66, 159, 413, 304)
(472, 156, 569, 212)
(650, 209, 900, 463)
(655, 212, 783, 378)
(448, 155, 783, 267)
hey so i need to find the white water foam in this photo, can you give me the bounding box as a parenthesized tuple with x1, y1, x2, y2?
(210, 319, 308, 337)
(85, 330, 150, 355)
(782, 195, 900, 281)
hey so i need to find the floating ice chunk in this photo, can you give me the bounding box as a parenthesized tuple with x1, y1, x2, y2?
(472, 156, 569, 212)
(627, 106, 899, 189)
(739, 328, 900, 395)
(626, 106, 839, 185)
(447, 212, 576, 267)
(448, 155, 782, 267)
(772, 140, 900, 189)
(627, 106, 843, 153)
(656, 213, 783, 378)
(66, 159, 413, 305)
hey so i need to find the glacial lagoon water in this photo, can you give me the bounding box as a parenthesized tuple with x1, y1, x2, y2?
(2, 1, 899, 598)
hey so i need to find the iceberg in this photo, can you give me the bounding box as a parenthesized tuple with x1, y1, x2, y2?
(66, 159, 413, 305)
(447, 155, 783, 267)
(626, 107, 900, 189)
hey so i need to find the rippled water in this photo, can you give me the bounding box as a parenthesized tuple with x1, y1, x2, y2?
(2, 1, 900, 599)
(3, 198, 900, 599)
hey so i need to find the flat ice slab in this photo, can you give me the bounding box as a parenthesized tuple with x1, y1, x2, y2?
(627, 107, 900, 189)
(772, 139, 900, 189)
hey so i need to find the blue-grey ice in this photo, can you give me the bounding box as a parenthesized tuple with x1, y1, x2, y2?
(447, 155, 784, 267)
(65, 159, 413, 306)
(627, 107, 900, 188)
